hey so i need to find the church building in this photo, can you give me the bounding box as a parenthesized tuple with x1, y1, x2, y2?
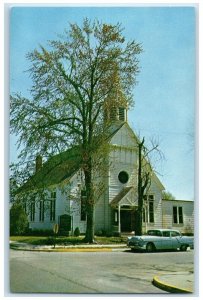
(17, 106, 194, 236)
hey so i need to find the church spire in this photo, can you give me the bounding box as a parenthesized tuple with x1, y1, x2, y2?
(103, 66, 128, 123)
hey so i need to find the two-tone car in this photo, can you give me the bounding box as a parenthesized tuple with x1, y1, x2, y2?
(127, 229, 194, 252)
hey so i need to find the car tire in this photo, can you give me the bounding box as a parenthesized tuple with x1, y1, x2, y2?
(180, 244, 188, 251)
(146, 242, 155, 252)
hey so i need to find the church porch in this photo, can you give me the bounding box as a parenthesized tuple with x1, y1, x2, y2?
(110, 187, 137, 235)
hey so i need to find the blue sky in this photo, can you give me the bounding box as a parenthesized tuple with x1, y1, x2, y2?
(9, 6, 196, 200)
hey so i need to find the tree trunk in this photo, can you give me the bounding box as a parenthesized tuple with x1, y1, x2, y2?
(85, 202, 94, 243)
(83, 158, 95, 243)
(135, 209, 142, 236)
(135, 138, 145, 236)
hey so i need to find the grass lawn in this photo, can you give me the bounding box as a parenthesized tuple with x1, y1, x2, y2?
(10, 235, 127, 246)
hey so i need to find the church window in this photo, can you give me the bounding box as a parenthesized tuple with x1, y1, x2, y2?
(39, 200, 44, 222)
(179, 207, 183, 223)
(50, 192, 56, 221)
(149, 200, 154, 223)
(112, 210, 118, 225)
(118, 171, 129, 184)
(173, 206, 183, 224)
(119, 107, 125, 121)
(115, 211, 118, 223)
(23, 201, 27, 214)
(143, 195, 154, 223)
(30, 199, 35, 222)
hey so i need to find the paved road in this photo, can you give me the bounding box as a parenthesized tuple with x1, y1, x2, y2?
(9, 249, 194, 294)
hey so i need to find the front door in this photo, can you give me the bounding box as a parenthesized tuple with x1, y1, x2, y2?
(121, 210, 132, 232)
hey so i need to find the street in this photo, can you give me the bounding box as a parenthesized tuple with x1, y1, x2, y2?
(9, 249, 194, 294)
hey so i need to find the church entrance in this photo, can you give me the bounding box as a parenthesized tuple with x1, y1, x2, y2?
(120, 207, 135, 232)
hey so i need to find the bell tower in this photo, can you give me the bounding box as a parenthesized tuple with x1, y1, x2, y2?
(103, 65, 128, 123)
(107, 106, 127, 122)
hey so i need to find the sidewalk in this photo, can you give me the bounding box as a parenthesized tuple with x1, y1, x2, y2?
(10, 241, 194, 293)
(153, 272, 194, 293)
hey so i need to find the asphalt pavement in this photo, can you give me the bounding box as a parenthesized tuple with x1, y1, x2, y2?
(10, 240, 194, 294)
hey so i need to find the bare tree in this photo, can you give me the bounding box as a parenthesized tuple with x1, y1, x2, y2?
(135, 137, 163, 235)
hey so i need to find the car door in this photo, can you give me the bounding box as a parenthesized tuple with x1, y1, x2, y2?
(161, 231, 173, 249)
(170, 231, 181, 249)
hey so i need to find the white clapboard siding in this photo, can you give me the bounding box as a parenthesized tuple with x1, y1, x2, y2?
(152, 182, 163, 228)
(109, 147, 137, 202)
(110, 123, 138, 148)
(109, 123, 137, 206)
(162, 199, 194, 234)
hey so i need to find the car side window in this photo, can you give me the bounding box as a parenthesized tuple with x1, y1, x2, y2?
(171, 231, 180, 237)
(162, 231, 170, 237)
(147, 230, 162, 236)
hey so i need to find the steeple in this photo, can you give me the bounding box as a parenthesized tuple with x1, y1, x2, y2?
(103, 66, 128, 123)
(107, 106, 127, 122)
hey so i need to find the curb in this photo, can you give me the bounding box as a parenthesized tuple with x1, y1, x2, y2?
(10, 246, 113, 252)
(10, 244, 128, 252)
(152, 275, 193, 293)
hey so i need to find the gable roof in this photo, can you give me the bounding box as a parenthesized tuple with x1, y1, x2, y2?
(151, 172, 165, 191)
(106, 121, 126, 139)
(109, 121, 139, 146)
(110, 186, 134, 207)
(17, 146, 81, 193)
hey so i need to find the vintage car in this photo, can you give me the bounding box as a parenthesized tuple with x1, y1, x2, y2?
(127, 229, 194, 252)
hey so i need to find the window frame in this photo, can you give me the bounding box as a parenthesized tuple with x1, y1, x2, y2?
(50, 192, 56, 222)
(173, 206, 184, 225)
(118, 107, 125, 121)
(30, 199, 35, 222)
(118, 171, 129, 184)
(39, 200, 45, 222)
(143, 194, 155, 224)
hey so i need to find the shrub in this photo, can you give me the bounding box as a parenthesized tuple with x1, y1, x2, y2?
(113, 232, 121, 237)
(74, 227, 80, 237)
(95, 229, 106, 236)
(46, 237, 55, 245)
(106, 231, 113, 237)
(95, 229, 113, 237)
(95, 230, 103, 236)
(10, 203, 29, 235)
(27, 229, 54, 236)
